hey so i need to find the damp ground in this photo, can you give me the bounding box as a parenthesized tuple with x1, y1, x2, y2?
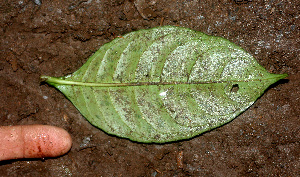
(0, 0, 299, 176)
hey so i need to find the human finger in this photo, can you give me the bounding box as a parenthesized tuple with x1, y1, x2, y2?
(0, 125, 72, 161)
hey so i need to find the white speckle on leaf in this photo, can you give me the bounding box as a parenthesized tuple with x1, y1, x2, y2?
(159, 91, 167, 97)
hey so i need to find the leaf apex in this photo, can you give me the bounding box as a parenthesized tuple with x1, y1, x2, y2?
(274, 73, 288, 80)
(281, 73, 289, 79)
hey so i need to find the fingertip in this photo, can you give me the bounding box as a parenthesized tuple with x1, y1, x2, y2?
(23, 125, 73, 159)
(49, 126, 72, 156)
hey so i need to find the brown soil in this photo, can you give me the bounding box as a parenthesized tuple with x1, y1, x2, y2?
(0, 0, 299, 176)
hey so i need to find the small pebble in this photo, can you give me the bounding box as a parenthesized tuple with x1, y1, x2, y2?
(33, 0, 42, 6)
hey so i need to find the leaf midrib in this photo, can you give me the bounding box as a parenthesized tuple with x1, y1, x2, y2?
(41, 74, 287, 87)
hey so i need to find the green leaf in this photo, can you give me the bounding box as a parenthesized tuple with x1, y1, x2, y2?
(41, 26, 287, 143)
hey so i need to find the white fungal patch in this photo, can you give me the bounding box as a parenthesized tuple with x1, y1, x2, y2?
(159, 91, 167, 97)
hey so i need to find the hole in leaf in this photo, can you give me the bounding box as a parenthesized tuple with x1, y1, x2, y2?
(230, 84, 239, 93)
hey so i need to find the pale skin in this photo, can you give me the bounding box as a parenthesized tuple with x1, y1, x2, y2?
(0, 125, 72, 161)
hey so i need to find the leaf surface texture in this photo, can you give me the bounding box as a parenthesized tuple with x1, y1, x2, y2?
(42, 26, 287, 143)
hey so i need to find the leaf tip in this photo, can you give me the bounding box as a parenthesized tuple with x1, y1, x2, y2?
(276, 73, 289, 81)
(269, 73, 288, 81)
(281, 73, 288, 79)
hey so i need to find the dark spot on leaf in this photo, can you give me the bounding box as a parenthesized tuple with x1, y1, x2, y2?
(230, 84, 239, 93)
(154, 134, 160, 140)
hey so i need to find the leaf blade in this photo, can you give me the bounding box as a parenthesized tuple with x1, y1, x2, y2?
(41, 26, 287, 143)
